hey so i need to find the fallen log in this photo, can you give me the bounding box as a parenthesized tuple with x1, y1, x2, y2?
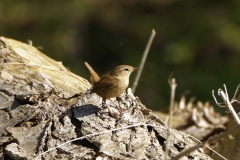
(0, 37, 211, 160)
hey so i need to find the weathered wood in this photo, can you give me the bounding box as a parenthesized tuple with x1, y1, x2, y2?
(0, 37, 212, 159)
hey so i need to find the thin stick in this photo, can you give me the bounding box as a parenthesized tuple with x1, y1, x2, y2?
(175, 84, 240, 160)
(177, 132, 226, 160)
(215, 84, 240, 125)
(172, 141, 208, 160)
(28, 39, 33, 46)
(35, 123, 145, 160)
(173, 124, 239, 160)
(212, 90, 226, 107)
(165, 78, 177, 160)
(35, 123, 225, 160)
(233, 84, 240, 99)
(132, 29, 156, 93)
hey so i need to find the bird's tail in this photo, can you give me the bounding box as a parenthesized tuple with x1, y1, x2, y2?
(84, 62, 100, 84)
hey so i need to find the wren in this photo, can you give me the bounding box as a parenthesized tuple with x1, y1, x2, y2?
(84, 62, 137, 115)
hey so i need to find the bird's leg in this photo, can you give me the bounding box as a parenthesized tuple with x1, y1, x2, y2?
(108, 98, 123, 112)
(102, 99, 118, 116)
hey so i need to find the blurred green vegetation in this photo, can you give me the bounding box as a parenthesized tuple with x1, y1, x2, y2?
(1, 0, 240, 112)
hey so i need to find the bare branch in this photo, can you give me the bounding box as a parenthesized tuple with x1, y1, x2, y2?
(216, 84, 240, 125)
(132, 29, 156, 93)
(173, 124, 240, 160)
(212, 90, 226, 108)
(233, 84, 240, 99)
(165, 78, 177, 160)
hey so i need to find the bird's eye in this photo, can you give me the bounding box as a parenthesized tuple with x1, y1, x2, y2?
(124, 68, 129, 71)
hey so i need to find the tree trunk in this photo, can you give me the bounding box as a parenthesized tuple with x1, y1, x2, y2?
(0, 37, 211, 160)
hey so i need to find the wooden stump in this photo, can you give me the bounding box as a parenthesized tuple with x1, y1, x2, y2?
(0, 37, 212, 160)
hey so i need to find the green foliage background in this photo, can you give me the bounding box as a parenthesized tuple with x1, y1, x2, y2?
(1, 0, 240, 111)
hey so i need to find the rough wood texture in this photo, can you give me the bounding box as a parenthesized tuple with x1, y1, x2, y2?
(0, 37, 212, 159)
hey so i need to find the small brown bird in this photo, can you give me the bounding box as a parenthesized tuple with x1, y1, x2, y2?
(84, 62, 137, 115)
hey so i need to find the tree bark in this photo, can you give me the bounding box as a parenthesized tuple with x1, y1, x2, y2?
(0, 37, 212, 160)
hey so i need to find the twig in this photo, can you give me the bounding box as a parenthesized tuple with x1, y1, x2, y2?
(233, 84, 240, 99)
(35, 122, 225, 160)
(165, 78, 177, 160)
(174, 83, 240, 160)
(132, 29, 156, 93)
(173, 123, 240, 160)
(28, 39, 33, 46)
(212, 90, 226, 108)
(213, 84, 240, 125)
(172, 84, 236, 160)
(35, 124, 159, 159)
(172, 141, 208, 160)
(35, 123, 160, 160)
(177, 131, 226, 160)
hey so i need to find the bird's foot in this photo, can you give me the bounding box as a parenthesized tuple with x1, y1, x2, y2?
(107, 106, 120, 117)
(108, 99, 124, 112)
(102, 101, 119, 117)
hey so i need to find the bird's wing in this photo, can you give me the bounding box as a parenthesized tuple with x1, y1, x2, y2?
(91, 74, 118, 93)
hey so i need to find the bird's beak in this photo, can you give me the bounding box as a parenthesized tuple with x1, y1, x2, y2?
(134, 67, 138, 70)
